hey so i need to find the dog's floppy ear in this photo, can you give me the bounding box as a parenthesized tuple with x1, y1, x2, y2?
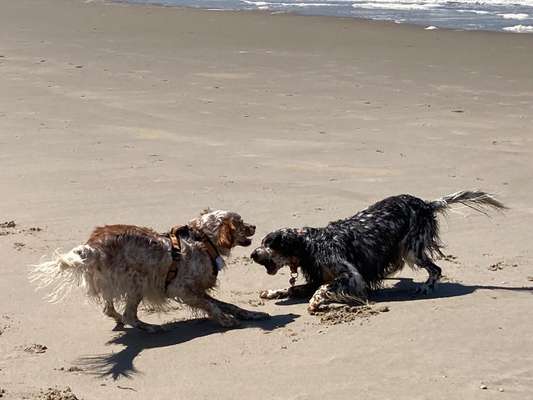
(217, 218, 235, 250)
(263, 230, 282, 249)
(265, 229, 301, 254)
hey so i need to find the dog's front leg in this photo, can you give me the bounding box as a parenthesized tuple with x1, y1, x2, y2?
(259, 287, 290, 300)
(103, 299, 124, 330)
(260, 283, 315, 300)
(206, 295, 270, 321)
(288, 283, 317, 298)
(307, 273, 367, 313)
(182, 290, 240, 328)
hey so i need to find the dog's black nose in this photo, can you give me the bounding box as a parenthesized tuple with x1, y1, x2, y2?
(250, 249, 259, 261)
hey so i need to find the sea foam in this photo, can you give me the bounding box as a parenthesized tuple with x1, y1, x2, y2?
(352, 2, 440, 10)
(498, 13, 529, 19)
(122, 0, 533, 33)
(502, 24, 533, 31)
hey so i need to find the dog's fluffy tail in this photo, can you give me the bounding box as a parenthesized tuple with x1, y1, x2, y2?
(429, 190, 507, 216)
(29, 245, 95, 302)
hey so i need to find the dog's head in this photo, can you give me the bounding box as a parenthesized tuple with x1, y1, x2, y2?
(250, 229, 304, 275)
(190, 210, 255, 255)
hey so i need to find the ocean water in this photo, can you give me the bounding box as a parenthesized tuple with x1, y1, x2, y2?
(122, 0, 533, 32)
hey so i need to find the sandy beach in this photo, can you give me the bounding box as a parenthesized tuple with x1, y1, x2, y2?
(1, 0, 532, 399)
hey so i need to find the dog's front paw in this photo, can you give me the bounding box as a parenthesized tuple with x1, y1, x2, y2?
(242, 311, 270, 320)
(217, 313, 240, 328)
(307, 303, 328, 314)
(260, 289, 283, 299)
(136, 322, 167, 334)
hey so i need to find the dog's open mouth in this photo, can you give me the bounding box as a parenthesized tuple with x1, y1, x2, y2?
(265, 265, 278, 275)
(260, 260, 280, 275)
(251, 256, 277, 275)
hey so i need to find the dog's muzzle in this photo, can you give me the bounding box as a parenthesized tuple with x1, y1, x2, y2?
(239, 223, 256, 247)
(250, 247, 278, 275)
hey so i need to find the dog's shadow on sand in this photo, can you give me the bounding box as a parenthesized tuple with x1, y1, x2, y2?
(275, 278, 532, 306)
(374, 278, 533, 302)
(76, 313, 298, 380)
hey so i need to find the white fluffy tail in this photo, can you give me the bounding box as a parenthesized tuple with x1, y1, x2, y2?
(29, 245, 95, 302)
(429, 190, 506, 216)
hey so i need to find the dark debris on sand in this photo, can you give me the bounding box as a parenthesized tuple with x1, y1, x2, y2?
(1, 221, 43, 237)
(54, 366, 84, 373)
(0, 221, 16, 236)
(36, 387, 80, 400)
(488, 260, 518, 271)
(24, 344, 48, 354)
(439, 253, 459, 264)
(313, 304, 390, 326)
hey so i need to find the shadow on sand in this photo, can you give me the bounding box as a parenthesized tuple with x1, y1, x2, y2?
(77, 281, 531, 379)
(274, 277, 533, 305)
(76, 313, 298, 380)
(374, 277, 533, 302)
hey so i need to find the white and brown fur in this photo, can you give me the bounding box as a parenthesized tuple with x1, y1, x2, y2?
(251, 191, 506, 313)
(30, 210, 269, 332)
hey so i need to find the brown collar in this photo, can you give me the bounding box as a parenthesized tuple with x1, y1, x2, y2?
(164, 225, 224, 292)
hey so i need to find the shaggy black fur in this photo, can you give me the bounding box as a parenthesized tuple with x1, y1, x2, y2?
(251, 190, 505, 311)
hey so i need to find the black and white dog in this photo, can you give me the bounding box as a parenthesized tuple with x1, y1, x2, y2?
(250, 191, 505, 312)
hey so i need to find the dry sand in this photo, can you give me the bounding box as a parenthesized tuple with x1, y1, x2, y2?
(1, 0, 532, 399)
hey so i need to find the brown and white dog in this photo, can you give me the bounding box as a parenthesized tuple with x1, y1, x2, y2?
(31, 210, 269, 332)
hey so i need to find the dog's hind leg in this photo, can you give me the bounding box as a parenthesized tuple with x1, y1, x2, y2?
(122, 293, 165, 333)
(415, 256, 442, 295)
(206, 295, 270, 321)
(103, 299, 124, 329)
(308, 272, 367, 313)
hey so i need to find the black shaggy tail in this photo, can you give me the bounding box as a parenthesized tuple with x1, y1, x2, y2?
(429, 190, 506, 216)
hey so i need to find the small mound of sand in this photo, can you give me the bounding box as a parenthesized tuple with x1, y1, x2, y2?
(247, 299, 265, 307)
(314, 305, 390, 326)
(37, 387, 80, 400)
